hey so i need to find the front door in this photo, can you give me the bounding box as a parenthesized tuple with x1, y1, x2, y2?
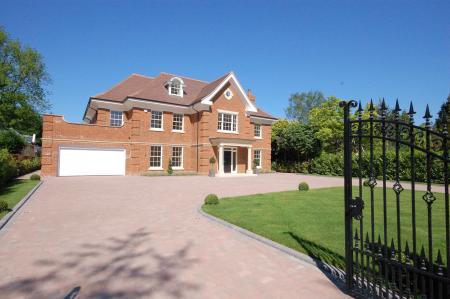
(223, 147, 237, 174)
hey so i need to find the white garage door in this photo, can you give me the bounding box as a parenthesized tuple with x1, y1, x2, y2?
(59, 147, 126, 176)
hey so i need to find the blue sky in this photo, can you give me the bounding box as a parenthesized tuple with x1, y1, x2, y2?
(1, 1, 449, 122)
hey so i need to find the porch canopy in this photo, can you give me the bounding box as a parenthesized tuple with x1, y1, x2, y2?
(209, 137, 255, 175)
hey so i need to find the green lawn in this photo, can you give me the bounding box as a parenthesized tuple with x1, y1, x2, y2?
(0, 179, 39, 219)
(202, 187, 446, 269)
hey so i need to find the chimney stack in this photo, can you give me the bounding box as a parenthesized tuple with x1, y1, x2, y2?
(247, 89, 256, 102)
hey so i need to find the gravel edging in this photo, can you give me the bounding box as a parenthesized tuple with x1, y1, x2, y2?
(0, 180, 43, 231)
(198, 204, 347, 292)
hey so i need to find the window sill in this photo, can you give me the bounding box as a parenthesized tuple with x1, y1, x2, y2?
(169, 93, 183, 97)
(149, 167, 163, 170)
(254, 136, 262, 139)
(150, 128, 164, 132)
(172, 167, 184, 170)
(217, 130, 239, 134)
(110, 124, 125, 128)
(172, 130, 185, 133)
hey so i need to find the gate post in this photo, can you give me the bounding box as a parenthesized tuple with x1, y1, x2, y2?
(340, 100, 356, 291)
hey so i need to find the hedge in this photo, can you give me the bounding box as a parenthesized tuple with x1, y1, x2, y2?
(0, 149, 41, 188)
(18, 158, 41, 176)
(273, 150, 446, 184)
(0, 149, 18, 188)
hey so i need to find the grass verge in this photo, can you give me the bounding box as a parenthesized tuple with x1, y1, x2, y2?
(202, 187, 446, 269)
(0, 180, 39, 219)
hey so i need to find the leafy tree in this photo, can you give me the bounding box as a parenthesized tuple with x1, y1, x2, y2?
(435, 95, 449, 132)
(0, 94, 42, 136)
(272, 119, 321, 162)
(0, 129, 25, 154)
(285, 91, 325, 123)
(309, 97, 345, 153)
(0, 27, 50, 136)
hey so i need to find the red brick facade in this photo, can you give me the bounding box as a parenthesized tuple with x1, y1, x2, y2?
(41, 81, 274, 176)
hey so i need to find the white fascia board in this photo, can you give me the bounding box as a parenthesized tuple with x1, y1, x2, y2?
(200, 72, 258, 112)
(250, 116, 277, 125)
(90, 98, 195, 114)
(126, 98, 192, 113)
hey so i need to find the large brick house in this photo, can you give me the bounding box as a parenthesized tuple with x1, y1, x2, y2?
(41, 72, 276, 176)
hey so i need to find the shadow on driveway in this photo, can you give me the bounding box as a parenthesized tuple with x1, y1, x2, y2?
(0, 227, 200, 298)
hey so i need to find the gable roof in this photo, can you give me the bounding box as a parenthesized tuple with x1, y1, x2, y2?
(90, 71, 275, 118)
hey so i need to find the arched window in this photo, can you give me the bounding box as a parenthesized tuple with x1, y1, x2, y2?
(168, 77, 184, 97)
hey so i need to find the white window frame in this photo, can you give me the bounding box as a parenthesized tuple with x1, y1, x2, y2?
(254, 124, 262, 139)
(217, 109, 238, 134)
(171, 146, 183, 170)
(110, 110, 123, 127)
(172, 113, 184, 132)
(150, 110, 163, 131)
(168, 78, 183, 97)
(254, 149, 262, 169)
(149, 145, 163, 170)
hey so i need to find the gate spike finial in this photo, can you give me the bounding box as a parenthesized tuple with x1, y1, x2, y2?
(419, 245, 426, 260)
(404, 241, 410, 256)
(357, 101, 363, 112)
(394, 99, 401, 119)
(357, 101, 363, 119)
(419, 245, 427, 269)
(369, 99, 374, 111)
(436, 250, 444, 275)
(376, 235, 382, 255)
(408, 102, 416, 116)
(390, 238, 396, 256)
(394, 99, 401, 111)
(408, 102, 416, 124)
(423, 104, 432, 126)
(380, 98, 386, 110)
(380, 98, 387, 118)
(354, 229, 359, 240)
(436, 249, 443, 265)
(365, 232, 370, 250)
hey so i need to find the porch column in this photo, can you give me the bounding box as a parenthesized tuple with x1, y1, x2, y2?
(246, 147, 253, 174)
(218, 144, 224, 175)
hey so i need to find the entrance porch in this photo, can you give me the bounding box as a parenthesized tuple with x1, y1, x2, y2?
(210, 138, 255, 176)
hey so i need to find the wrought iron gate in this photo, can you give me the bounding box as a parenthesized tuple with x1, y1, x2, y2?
(341, 100, 449, 298)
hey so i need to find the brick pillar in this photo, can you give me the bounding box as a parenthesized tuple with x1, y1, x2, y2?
(41, 115, 55, 176)
(96, 108, 109, 126)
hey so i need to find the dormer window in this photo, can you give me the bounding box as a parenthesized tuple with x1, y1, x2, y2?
(168, 77, 184, 97)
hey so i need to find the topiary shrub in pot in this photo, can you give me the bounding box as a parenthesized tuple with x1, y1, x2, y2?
(167, 159, 173, 175)
(298, 182, 309, 191)
(209, 156, 216, 177)
(30, 174, 40, 181)
(253, 158, 260, 174)
(0, 200, 8, 212)
(204, 193, 219, 205)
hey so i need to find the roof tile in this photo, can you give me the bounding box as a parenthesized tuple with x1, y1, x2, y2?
(91, 72, 275, 119)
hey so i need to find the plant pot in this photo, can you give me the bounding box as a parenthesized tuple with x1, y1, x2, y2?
(208, 169, 215, 177)
(253, 168, 260, 175)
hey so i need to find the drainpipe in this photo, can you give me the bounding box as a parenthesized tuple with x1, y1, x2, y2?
(192, 106, 200, 173)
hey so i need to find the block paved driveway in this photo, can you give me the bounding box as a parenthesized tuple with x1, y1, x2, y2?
(0, 173, 352, 299)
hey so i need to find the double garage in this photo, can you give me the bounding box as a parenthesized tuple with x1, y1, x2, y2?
(58, 147, 126, 176)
